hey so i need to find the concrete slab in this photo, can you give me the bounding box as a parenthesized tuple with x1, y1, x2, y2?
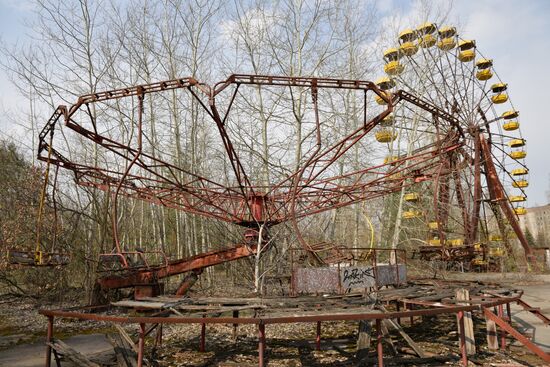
(0, 333, 113, 367)
(509, 283, 550, 353)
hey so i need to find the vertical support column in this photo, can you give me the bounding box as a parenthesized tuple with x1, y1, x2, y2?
(232, 310, 239, 341)
(498, 304, 507, 349)
(200, 320, 206, 352)
(457, 311, 468, 367)
(258, 323, 266, 367)
(155, 324, 163, 348)
(376, 319, 383, 367)
(316, 321, 321, 351)
(506, 302, 512, 322)
(45, 316, 54, 367)
(137, 323, 145, 367)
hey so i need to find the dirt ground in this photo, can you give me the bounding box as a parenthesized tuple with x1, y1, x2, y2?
(1, 291, 549, 367)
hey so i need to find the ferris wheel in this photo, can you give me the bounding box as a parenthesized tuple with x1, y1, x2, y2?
(373, 22, 531, 267)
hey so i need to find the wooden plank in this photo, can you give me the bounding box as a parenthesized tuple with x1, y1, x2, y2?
(377, 304, 427, 358)
(112, 300, 168, 309)
(456, 288, 476, 355)
(356, 320, 371, 359)
(46, 339, 100, 367)
(486, 315, 499, 350)
(113, 324, 138, 354)
(107, 333, 138, 367)
(356, 301, 375, 358)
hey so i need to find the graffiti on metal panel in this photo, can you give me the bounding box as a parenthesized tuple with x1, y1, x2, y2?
(341, 267, 375, 289)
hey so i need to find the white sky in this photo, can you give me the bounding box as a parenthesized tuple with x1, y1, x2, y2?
(1, 0, 549, 205)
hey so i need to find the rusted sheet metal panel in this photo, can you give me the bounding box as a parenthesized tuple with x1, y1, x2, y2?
(375, 264, 407, 286)
(293, 268, 340, 294)
(341, 264, 406, 290)
(293, 264, 407, 294)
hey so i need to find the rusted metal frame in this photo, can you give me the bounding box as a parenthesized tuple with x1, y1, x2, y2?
(376, 318, 383, 367)
(48, 132, 243, 217)
(208, 94, 256, 196)
(395, 90, 464, 138)
(287, 82, 326, 257)
(516, 298, 550, 325)
(290, 139, 460, 197)
(112, 89, 145, 259)
(483, 307, 550, 363)
(78, 78, 198, 105)
(40, 302, 481, 325)
(291, 106, 392, 198)
(213, 74, 379, 96)
(62, 121, 240, 198)
(211, 77, 387, 198)
(301, 80, 324, 186)
(200, 318, 206, 352)
(137, 323, 146, 367)
(457, 311, 468, 367)
(97, 243, 257, 289)
(46, 316, 54, 367)
(197, 85, 266, 228)
(39, 83, 245, 207)
(37, 106, 67, 159)
(73, 165, 247, 223)
(316, 321, 321, 351)
(402, 294, 522, 309)
(294, 146, 460, 202)
(77, 172, 244, 224)
(435, 161, 451, 242)
(469, 130, 482, 245)
(479, 135, 534, 262)
(258, 323, 266, 367)
(96, 251, 168, 272)
(451, 159, 470, 244)
(299, 139, 462, 189)
(431, 115, 450, 242)
(292, 182, 408, 219)
(290, 153, 459, 219)
(265, 111, 376, 211)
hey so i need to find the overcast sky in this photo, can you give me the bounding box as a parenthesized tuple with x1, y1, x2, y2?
(1, 0, 549, 205)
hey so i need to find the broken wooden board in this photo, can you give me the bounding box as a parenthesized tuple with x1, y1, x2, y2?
(47, 339, 100, 367)
(456, 288, 476, 355)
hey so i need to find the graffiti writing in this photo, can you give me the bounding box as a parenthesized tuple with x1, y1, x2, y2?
(341, 267, 375, 289)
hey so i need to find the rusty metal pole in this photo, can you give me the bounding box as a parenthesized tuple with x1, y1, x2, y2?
(506, 302, 512, 322)
(156, 324, 163, 348)
(498, 304, 506, 349)
(457, 311, 468, 367)
(45, 316, 54, 367)
(376, 318, 383, 367)
(200, 321, 206, 352)
(316, 321, 321, 351)
(137, 323, 145, 367)
(258, 323, 266, 367)
(232, 310, 239, 341)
